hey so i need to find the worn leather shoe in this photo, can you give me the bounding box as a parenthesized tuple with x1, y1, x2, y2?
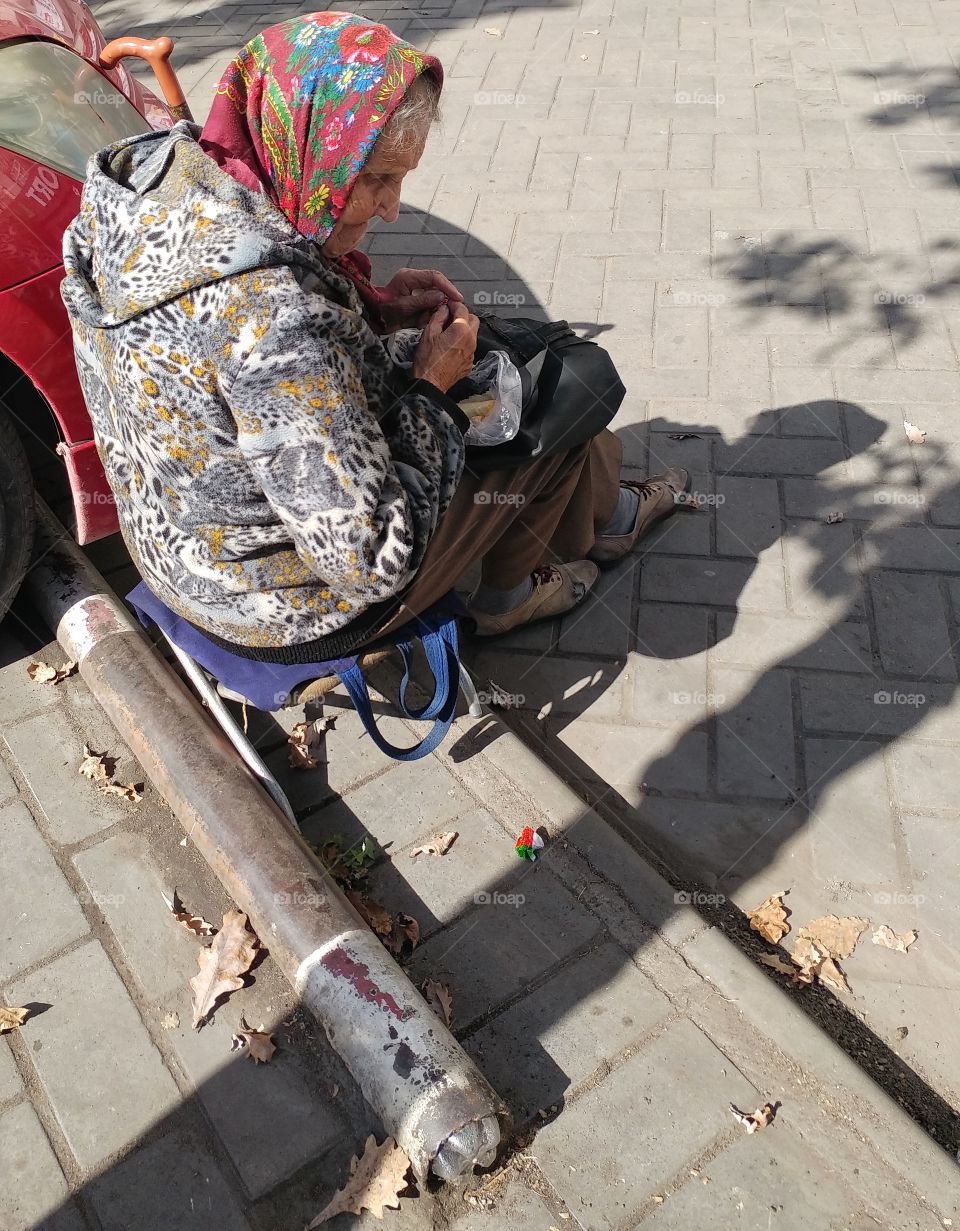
(588, 467, 690, 565)
(470, 561, 599, 637)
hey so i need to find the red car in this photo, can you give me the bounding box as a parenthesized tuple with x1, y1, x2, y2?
(0, 0, 179, 617)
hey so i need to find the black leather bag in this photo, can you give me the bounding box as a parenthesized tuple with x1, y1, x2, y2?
(452, 312, 625, 474)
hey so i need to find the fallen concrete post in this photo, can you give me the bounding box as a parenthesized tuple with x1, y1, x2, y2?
(25, 500, 508, 1182)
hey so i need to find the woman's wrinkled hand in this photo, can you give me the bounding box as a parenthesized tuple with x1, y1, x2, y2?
(412, 302, 479, 393)
(380, 267, 464, 333)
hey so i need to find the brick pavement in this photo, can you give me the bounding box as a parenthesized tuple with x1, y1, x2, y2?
(3, 0, 960, 1226)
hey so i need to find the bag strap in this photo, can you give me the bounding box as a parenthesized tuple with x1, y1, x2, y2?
(336, 615, 461, 761)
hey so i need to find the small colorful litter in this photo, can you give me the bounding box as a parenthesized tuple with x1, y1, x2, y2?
(515, 827, 545, 861)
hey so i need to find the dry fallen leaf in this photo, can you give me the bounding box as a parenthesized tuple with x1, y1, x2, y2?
(307, 1135, 410, 1226)
(160, 1011, 180, 1029)
(758, 953, 799, 977)
(796, 915, 868, 960)
(27, 659, 76, 685)
(872, 924, 918, 953)
(99, 780, 143, 803)
(817, 957, 850, 993)
(78, 744, 113, 783)
(190, 910, 259, 1029)
(0, 1006, 29, 1033)
(729, 1102, 778, 1133)
(162, 890, 218, 938)
(747, 893, 791, 944)
(385, 913, 420, 957)
(483, 26, 503, 37)
(231, 1020, 277, 1064)
(346, 891, 394, 937)
(791, 935, 851, 991)
(825, 510, 844, 524)
(288, 720, 322, 770)
(904, 421, 927, 445)
(422, 978, 454, 1027)
(410, 832, 458, 859)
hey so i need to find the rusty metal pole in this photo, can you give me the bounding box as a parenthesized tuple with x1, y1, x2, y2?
(25, 502, 508, 1182)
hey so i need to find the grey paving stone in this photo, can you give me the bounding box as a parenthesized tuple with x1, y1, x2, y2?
(464, 943, 673, 1119)
(364, 807, 520, 938)
(72, 833, 215, 1002)
(805, 738, 905, 885)
(0, 1102, 83, 1231)
(713, 612, 873, 674)
(322, 753, 479, 854)
(534, 1018, 759, 1228)
(465, 651, 626, 721)
(3, 707, 141, 844)
(0, 754, 16, 806)
(405, 869, 603, 1028)
(5, 942, 180, 1173)
(88, 1132, 252, 1231)
(715, 667, 798, 798)
(447, 1180, 558, 1231)
(0, 631, 67, 725)
(798, 671, 955, 741)
(640, 1126, 862, 1228)
(555, 719, 709, 800)
(715, 436, 846, 477)
(0, 1040, 22, 1103)
(640, 556, 757, 607)
(870, 570, 957, 680)
(556, 563, 638, 659)
(622, 792, 812, 901)
(157, 991, 344, 1200)
(0, 800, 88, 981)
(631, 646, 710, 727)
(890, 740, 960, 814)
(716, 476, 782, 558)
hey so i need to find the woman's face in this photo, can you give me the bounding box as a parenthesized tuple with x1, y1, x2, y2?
(321, 125, 428, 257)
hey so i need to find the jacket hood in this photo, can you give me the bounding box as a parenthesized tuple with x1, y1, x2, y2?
(62, 122, 317, 327)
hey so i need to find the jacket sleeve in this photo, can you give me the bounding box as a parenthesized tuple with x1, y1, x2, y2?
(225, 295, 466, 605)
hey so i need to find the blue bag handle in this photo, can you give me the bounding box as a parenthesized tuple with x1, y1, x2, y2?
(336, 615, 460, 761)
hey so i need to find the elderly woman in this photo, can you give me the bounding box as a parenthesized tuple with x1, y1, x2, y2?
(62, 12, 685, 665)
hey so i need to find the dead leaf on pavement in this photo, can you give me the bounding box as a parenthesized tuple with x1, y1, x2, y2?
(307, 1135, 411, 1227)
(27, 659, 76, 685)
(747, 893, 791, 943)
(162, 890, 218, 938)
(483, 26, 503, 37)
(872, 924, 918, 953)
(99, 780, 143, 803)
(422, 978, 453, 1027)
(796, 915, 868, 960)
(904, 420, 927, 445)
(730, 1102, 778, 1133)
(78, 744, 113, 782)
(791, 935, 851, 992)
(346, 891, 394, 936)
(231, 1018, 277, 1064)
(190, 910, 259, 1029)
(0, 1006, 29, 1033)
(410, 832, 458, 859)
(825, 510, 844, 524)
(384, 913, 420, 957)
(758, 953, 799, 977)
(817, 957, 850, 993)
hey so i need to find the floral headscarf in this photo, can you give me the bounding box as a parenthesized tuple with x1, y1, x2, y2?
(199, 12, 442, 243)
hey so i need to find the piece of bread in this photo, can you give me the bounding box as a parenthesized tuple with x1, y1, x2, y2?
(458, 393, 496, 422)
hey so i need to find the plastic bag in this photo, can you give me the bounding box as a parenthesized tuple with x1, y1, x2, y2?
(456, 350, 523, 447)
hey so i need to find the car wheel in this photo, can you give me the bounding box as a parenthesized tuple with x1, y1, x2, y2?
(0, 404, 36, 622)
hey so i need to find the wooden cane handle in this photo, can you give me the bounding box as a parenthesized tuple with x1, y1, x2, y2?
(99, 36, 192, 119)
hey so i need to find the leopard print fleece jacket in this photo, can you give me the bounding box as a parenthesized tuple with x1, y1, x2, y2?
(61, 123, 466, 652)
